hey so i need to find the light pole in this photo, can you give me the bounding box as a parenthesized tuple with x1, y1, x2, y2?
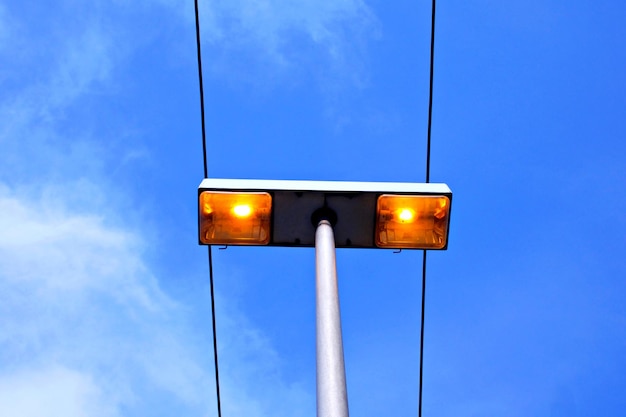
(314, 215, 349, 417)
(198, 178, 452, 416)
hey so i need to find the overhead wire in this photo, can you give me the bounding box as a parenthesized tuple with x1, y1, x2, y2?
(195, 0, 208, 179)
(194, 0, 223, 416)
(419, 0, 437, 416)
(207, 245, 222, 416)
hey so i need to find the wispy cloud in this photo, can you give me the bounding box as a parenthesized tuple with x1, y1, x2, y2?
(0, 1, 314, 415)
(0, 184, 206, 415)
(0, 4, 119, 185)
(0, 183, 313, 416)
(197, 0, 380, 87)
(217, 301, 313, 416)
(0, 366, 118, 417)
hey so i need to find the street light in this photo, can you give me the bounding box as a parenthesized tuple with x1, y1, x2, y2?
(198, 178, 453, 417)
(199, 178, 452, 249)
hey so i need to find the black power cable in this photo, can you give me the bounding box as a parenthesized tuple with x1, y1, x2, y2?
(207, 245, 222, 416)
(194, 0, 208, 179)
(425, 0, 436, 185)
(194, 1, 223, 416)
(419, 0, 437, 416)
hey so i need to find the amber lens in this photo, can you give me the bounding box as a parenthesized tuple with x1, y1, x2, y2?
(375, 195, 450, 249)
(199, 191, 272, 245)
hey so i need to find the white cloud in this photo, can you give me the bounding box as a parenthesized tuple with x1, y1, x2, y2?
(0, 366, 117, 417)
(0, 185, 203, 410)
(0, 2, 319, 415)
(0, 183, 313, 416)
(0, 24, 312, 413)
(0, 183, 166, 308)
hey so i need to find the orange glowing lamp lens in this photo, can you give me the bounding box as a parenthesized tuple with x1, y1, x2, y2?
(199, 191, 272, 245)
(375, 195, 450, 249)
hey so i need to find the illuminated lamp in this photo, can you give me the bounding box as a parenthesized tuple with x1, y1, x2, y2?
(375, 194, 450, 249)
(199, 191, 271, 245)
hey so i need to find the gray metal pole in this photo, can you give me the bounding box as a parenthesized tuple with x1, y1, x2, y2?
(315, 219, 349, 417)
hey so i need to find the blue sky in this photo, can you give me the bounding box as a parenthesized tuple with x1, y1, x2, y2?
(1, 0, 625, 416)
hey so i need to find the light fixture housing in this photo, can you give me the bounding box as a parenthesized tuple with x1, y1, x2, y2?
(375, 194, 450, 249)
(199, 191, 272, 245)
(198, 179, 452, 249)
